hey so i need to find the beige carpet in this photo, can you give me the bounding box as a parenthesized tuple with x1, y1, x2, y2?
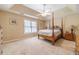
(2, 37, 75, 55)
(55, 39, 75, 51)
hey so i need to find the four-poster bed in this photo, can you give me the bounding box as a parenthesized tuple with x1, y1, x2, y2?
(38, 13, 64, 44)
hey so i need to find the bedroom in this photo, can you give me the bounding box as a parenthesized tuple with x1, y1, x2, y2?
(0, 4, 79, 55)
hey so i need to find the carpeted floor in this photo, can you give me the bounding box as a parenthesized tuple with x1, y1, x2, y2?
(2, 37, 75, 55)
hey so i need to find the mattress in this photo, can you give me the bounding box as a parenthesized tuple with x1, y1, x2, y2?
(38, 29, 61, 36)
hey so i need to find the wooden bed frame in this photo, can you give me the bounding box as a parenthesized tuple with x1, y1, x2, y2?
(38, 12, 64, 44)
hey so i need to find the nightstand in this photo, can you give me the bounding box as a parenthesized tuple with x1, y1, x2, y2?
(64, 31, 74, 41)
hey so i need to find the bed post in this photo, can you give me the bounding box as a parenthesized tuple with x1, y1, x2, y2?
(52, 12, 54, 37)
(61, 18, 64, 38)
(52, 12, 55, 45)
(38, 21, 39, 39)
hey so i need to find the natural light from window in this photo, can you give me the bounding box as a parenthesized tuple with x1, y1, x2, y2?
(24, 20, 37, 33)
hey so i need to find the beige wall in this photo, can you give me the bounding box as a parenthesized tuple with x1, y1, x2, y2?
(0, 10, 46, 43)
(47, 7, 74, 28)
(46, 7, 79, 34)
(64, 14, 79, 33)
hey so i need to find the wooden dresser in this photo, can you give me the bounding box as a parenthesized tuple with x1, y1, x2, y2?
(75, 35, 79, 55)
(0, 26, 3, 54)
(64, 32, 74, 41)
(64, 29, 75, 41)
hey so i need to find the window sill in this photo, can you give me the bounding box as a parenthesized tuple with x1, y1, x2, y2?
(24, 32, 37, 34)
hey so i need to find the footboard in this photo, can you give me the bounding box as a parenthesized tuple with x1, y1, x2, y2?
(38, 34, 61, 44)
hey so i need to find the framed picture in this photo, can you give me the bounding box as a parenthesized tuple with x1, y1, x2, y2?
(9, 16, 17, 25)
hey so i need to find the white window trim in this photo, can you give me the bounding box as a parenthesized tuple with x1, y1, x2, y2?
(24, 20, 37, 34)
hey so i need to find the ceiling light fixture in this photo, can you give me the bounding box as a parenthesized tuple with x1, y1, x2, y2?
(38, 4, 51, 17)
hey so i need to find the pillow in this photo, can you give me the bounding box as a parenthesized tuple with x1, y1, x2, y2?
(54, 26, 61, 29)
(49, 26, 61, 29)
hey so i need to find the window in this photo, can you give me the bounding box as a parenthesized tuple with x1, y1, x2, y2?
(24, 20, 37, 33)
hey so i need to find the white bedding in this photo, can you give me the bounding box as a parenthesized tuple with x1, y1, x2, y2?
(38, 29, 61, 36)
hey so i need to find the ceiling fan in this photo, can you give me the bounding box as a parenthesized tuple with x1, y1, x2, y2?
(37, 4, 52, 17)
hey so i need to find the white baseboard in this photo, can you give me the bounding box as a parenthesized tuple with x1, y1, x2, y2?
(3, 38, 23, 44)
